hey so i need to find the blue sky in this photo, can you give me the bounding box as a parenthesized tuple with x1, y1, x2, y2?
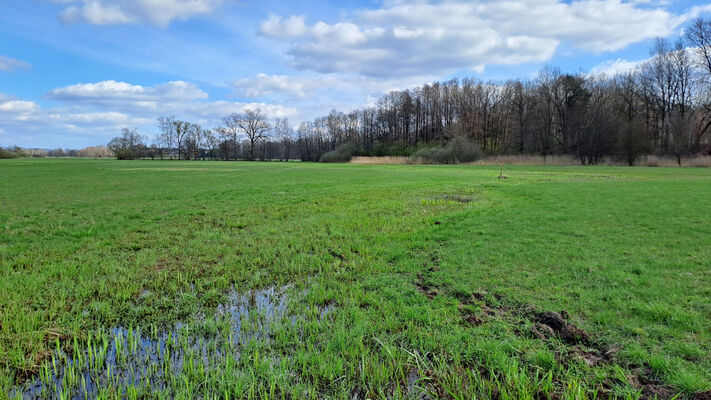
(1, 0, 711, 148)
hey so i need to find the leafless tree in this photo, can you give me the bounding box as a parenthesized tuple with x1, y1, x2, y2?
(157, 116, 176, 159)
(221, 113, 242, 160)
(274, 118, 293, 161)
(237, 109, 271, 160)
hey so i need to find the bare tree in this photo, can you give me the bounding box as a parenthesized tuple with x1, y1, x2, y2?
(157, 116, 176, 159)
(237, 109, 271, 160)
(222, 113, 242, 160)
(274, 118, 293, 161)
(686, 18, 711, 80)
(107, 127, 146, 159)
(173, 120, 191, 160)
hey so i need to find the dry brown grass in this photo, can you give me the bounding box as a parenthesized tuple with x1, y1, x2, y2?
(478, 154, 711, 167)
(351, 154, 711, 167)
(686, 156, 711, 167)
(638, 155, 711, 167)
(474, 155, 580, 166)
(350, 156, 408, 164)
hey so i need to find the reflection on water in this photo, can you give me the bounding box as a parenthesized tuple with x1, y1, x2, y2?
(13, 286, 332, 399)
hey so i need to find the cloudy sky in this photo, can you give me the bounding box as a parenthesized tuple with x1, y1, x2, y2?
(1, 0, 710, 148)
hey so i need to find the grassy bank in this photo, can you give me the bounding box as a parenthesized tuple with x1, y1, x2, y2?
(1, 159, 710, 399)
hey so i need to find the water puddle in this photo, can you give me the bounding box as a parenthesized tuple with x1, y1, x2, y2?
(12, 286, 332, 399)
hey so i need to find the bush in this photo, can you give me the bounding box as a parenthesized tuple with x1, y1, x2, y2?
(114, 148, 136, 160)
(370, 141, 418, 157)
(410, 136, 482, 164)
(320, 143, 359, 163)
(0, 147, 23, 159)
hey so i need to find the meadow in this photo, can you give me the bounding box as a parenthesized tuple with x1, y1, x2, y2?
(1, 158, 710, 399)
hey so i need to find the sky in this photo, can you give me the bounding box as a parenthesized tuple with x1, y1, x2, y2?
(1, 0, 711, 148)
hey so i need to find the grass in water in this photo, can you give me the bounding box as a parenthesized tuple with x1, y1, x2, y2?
(1, 158, 710, 399)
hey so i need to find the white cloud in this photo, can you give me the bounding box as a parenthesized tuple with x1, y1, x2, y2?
(48, 111, 151, 125)
(0, 95, 42, 128)
(259, 15, 308, 38)
(0, 55, 32, 72)
(589, 45, 707, 78)
(44, 80, 298, 120)
(184, 101, 297, 121)
(56, 0, 223, 27)
(46, 80, 208, 104)
(261, 0, 706, 78)
(232, 74, 336, 98)
(1, 79, 298, 147)
(0, 100, 40, 113)
(590, 58, 645, 76)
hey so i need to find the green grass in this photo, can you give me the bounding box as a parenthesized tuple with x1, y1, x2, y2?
(1, 158, 710, 399)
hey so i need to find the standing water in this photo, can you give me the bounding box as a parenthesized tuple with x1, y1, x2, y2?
(12, 286, 333, 399)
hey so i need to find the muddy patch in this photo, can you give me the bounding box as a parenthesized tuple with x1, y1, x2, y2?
(415, 273, 439, 299)
(695, 391, 711, 400)
(453, 291, 700, 399)
(457, 291, 504, 327)
(406, 370, 431, 400)
(532, 310, 590, 345)
(457, 292, 594, 347)
(11, 286, 332, 399)
(421, 193, 477, 206)
(623, 368, 678, 400)
(414, 257, 441, 300)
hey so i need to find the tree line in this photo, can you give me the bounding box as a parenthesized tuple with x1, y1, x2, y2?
(0, 145, 112, 159)
(107, 110, 296, 161)
(109, 18, 711, 165)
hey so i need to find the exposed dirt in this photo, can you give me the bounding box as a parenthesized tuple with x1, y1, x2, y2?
(328, 249, 345, 261)
(626, 368, 678, 400)
(152, 259, 171, 271)
(461, 310, 484, 326)
(414, 253, 442, 299)
(440, 194, 474, 203)
(568, 346, 618, 368)
(532, 310, 591, 345)
(452, 290, 701, 399)
(415, 273, 439, 299)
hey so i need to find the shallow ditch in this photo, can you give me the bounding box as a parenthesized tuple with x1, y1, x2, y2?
(12, 286, 332, 399)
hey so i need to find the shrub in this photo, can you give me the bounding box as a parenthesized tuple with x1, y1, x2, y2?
(114, 148, 136, 160)
(410, 136, 483, 164)
(320, 143, 359, 163)
(0, 147, 24, 159)
(370, 141, 417, 157)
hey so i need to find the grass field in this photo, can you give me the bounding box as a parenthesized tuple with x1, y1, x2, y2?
(1, 159, 710, 399)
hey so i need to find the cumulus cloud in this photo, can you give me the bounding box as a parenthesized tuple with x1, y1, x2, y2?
(48, 111, 151, 125)
(56, 0, 223, 26)
(44, 80, 297, 120)
(232, 73, 337, 98)
(0, 55, 32, 72)
(46, 80, 209, 104)
(0, 100, 39, 113)
(260, 0, 709, 78)
(259, 15, 308, 38)
(590, 58, 645, 76)
(1, 79, 298, 147)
